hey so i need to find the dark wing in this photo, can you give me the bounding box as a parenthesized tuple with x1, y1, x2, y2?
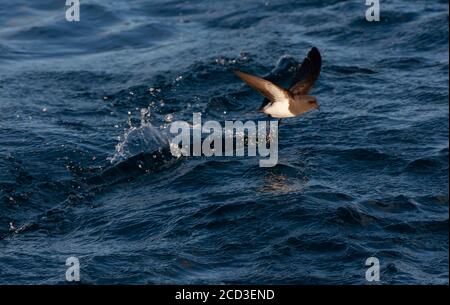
(234, 70, 290, 107)
(289, 47, 321, 96)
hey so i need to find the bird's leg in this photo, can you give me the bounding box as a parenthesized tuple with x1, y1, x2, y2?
(265, 118, 280, 143)
(264, 116, 272, 143)
(266, 130, 271, 142)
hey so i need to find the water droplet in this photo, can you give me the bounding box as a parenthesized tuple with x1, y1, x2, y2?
(164, 114, 174, 123)
(140, 108, 150, 124)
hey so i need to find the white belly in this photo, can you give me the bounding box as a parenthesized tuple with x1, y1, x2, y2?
(263, 101, 294, 118)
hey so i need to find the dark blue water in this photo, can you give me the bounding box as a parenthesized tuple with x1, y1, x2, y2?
(0, 0, 448, 284)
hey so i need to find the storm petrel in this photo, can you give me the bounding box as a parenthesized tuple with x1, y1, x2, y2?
(235, 47, 322, 123)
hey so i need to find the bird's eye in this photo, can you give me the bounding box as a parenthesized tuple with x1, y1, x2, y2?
(308, 100, 316, 104)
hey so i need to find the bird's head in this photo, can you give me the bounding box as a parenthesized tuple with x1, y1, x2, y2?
(306, 97, 320, 111)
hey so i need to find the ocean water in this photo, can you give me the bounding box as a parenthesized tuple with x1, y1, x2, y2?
(0, 0, 448, 284)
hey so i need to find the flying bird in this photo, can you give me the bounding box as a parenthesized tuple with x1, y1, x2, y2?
(235, 47, 322, 124)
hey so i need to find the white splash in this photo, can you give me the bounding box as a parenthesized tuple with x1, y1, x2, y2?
(109, 108, 169, 163)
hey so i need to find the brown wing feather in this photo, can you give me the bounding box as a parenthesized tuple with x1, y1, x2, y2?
(289, 47, 322, 96)
(234, 70, 290, 104)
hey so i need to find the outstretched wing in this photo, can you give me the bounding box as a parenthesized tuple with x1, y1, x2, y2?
(234, 70, 291, 108)
(289, 47, 321, 96)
